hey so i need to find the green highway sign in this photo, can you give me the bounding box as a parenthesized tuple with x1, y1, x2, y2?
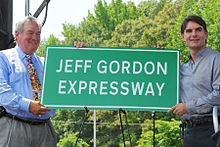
(41, 46, 179, 111)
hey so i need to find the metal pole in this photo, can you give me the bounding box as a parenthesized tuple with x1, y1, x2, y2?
(25, 0, 30, 16)
(33, 0, 51, 18)
(119, 109, 126, 147)
(152, 111, 156, 147)
(122, 110, 132, 147)
(74, 107, 89, 147)
(94, 110, 96, 147)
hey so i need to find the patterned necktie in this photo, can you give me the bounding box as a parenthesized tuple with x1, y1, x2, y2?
(26, 55, 41, 102)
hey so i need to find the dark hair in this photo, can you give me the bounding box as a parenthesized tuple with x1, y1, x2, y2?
(181, 15, 207, 34)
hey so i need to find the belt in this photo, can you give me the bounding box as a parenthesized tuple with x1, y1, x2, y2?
(182, 116, 213, 128)
(4, 112, 50, 125)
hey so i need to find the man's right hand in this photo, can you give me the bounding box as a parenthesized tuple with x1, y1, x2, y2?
(29, 101, 51, 116)
(74, 41, 87, 48)
(168, 102, 187, 116)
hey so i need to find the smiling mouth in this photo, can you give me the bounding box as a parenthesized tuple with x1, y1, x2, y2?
(190, 38, 199, 40)
(190, 39, 200, 42)
(29, 40, 38, 45)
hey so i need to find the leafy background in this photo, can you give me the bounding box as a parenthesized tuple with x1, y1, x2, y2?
(37, 0, 219, 146)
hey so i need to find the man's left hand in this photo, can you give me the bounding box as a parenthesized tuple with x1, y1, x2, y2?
(29, 101, 52, 116)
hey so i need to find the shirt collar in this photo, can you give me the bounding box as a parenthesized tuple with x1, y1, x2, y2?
(16, 45, 35, 60)
(187, 46, 211, 60)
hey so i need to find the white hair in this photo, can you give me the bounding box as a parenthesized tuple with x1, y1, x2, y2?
(15, 16, 42, 34)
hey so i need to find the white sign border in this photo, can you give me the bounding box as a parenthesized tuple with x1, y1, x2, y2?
(41, 46, 180, 110)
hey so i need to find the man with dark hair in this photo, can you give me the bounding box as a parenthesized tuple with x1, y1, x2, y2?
(169, 15, 220, 146)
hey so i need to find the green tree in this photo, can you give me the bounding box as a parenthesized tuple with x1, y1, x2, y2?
(52, 109, 94, 146)
(104, 18, 150, 47)
(57, 132, 89, 147)
(37, 34, 61, 57)
(167, 0, 220, 64)
(140, 0, 183, 48)
(61, 23, 78, 46)
(105, 0, 183, 48)
(136, 119, 182, 147)
(60, 0, 141, 47)
(38, 0, 219, 146)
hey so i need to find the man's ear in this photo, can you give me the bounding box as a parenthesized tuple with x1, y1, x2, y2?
(205, 31, 208, 40)
(181, 33, 185, 42)
(15, 31, 19, 39)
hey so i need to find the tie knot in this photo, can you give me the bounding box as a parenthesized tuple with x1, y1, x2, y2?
(26, 54, 31, 58)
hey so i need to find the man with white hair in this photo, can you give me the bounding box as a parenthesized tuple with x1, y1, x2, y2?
(0, 16, 56, 147)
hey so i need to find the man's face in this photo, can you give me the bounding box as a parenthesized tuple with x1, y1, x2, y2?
(181, 21, 208, 51)
(15, 22, 41, 55)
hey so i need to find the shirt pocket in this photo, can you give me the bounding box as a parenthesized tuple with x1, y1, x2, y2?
(9, 62, 27, 85)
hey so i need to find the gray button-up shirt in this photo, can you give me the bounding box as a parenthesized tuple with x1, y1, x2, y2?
(180, 47, 220, 121)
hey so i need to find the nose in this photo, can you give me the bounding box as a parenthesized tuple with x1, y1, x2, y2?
(32, 33, 40, 41)
(32, 34, 37, 40)
(192, 30, 197, 37)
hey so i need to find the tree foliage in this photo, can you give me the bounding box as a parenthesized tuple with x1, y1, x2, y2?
(57, 132, 89, 147)
(167, 0, 220, 64)
(38, 0, 219, 146)
(51, 109, 94, 146)
(136, 119, 182, 146)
